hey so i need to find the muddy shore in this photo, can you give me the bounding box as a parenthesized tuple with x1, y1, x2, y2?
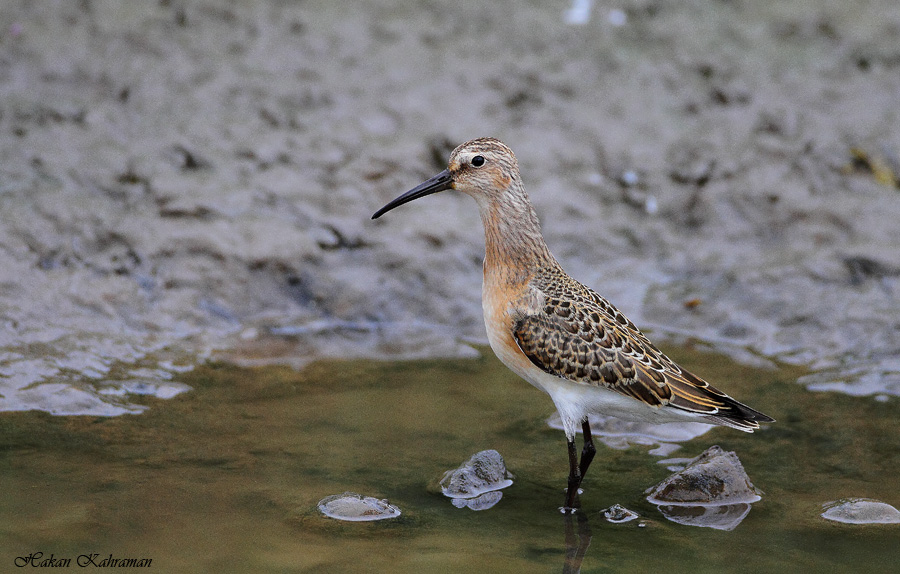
(1, 0, 898, 414)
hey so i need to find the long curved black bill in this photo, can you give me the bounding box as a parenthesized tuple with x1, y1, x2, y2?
(371, 169, 454, 219)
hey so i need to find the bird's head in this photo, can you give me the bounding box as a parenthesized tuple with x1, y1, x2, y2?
(372, 137, 520, 219)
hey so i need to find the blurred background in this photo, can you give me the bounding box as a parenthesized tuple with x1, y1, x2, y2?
(1, 0, 898, 415)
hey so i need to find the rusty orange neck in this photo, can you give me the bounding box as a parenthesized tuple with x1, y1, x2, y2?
(476, 186, 557, 288)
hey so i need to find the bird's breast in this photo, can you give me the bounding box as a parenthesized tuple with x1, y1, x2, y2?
(482, 274, 547, 390)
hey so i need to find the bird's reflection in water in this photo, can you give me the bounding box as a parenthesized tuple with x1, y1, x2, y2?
(562, 511, 592, 574)
(557, 498, 756, 571)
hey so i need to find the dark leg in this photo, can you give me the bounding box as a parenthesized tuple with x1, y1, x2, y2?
(564, 419, 597, 511)
(579, 418, 596, 479)
(564, 437, 581, 511)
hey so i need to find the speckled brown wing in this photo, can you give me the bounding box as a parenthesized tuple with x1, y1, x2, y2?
(512, 277, 772, 430)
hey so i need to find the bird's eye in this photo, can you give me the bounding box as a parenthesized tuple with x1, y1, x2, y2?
(471, 155, 485, 167)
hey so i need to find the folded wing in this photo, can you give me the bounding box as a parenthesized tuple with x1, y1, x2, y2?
(512, 283, 773, 431)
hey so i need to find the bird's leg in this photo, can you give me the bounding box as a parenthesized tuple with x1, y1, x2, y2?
(578, 417, 596, 479)
(564, 420, 597, 511)
(564, 437, 582, 511)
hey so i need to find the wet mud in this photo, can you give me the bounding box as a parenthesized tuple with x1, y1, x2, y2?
(1, 0, 899, 413)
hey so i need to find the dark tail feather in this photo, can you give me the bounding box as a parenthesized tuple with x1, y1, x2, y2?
(707, 396, 774, 433)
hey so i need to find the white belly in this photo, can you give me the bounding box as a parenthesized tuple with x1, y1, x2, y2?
(527, 369, 703, 439)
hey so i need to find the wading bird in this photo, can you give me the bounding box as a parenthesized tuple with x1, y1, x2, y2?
(372, 138, 773, 511)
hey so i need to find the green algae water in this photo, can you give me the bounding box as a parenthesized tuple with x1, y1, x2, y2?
(1, 347, 898, 573)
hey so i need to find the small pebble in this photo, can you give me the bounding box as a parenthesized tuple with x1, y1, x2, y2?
(602, 503, 640, 523)
(620, 170, 640, 187)
(563, 0, 593, 25)
(608, 9, 627, 27)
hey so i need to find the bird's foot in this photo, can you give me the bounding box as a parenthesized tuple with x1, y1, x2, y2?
(562, 486, 583, 513)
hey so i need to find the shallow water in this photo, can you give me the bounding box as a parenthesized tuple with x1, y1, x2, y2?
(2, 346, 898, 573)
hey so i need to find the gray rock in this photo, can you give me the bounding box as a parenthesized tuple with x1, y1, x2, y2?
(646, 446, 762, 506)
(440, 450, 514, 500)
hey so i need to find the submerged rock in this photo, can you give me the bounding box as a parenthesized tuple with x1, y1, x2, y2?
(317, 492, 401, 522)
(645, 445, 762, 506)
(821, 498, 900, 525)
(655, 503, 753, 532)
(440, 450, 514, 501)
(451, 490, 504, 511)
